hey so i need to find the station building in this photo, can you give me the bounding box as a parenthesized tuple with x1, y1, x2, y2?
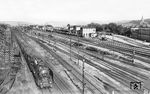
(68, 25, 96, 38)
(82, 27, 96, 38)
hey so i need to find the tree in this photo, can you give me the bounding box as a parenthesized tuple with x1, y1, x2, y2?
(0, 24, 8, 30)
(87, 23, 103, 32)
(124, 28, 132, 36)
(107, 23, 118, 33)
(86, 22, 132, 36)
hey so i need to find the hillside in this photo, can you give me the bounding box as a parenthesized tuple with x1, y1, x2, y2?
(129, 18, 150, 24)
(0, 21, 33, 26)
(120, 18, 150, 27)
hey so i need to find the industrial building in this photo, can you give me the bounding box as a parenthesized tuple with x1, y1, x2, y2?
(131, 18, 150, 42)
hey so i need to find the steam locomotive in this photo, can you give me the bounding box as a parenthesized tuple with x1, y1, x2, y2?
(24, 54, 53, 89)
(15, 34, 53, 89)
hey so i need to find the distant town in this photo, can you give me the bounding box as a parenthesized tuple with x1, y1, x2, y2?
(16, 17, 150, 42)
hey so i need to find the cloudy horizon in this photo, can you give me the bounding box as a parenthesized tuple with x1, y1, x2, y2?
(0, 0, 150, 26)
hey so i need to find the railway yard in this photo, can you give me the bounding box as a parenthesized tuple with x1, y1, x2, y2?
(0, 26, 150, 94)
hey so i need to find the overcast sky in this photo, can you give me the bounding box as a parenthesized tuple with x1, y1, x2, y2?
(0, 0, 150, 25)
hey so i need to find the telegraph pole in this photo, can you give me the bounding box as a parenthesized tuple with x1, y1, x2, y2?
(82, 58, 85, 94)
(132, 47, 135, 64)
(55, 38, 56, 51)
(70, 35, 71, 60)
(112, 32, 114, 55)
(4, 31, 6, 65)
(53, 34, 56, 52)
(77, 31, 79, 65)
(67, 24, 72, 60)
(102, 51, 104, 60)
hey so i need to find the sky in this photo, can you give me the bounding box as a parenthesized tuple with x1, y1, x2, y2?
(0, 0, 150, 25)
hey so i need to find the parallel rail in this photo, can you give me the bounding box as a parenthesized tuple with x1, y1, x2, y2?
(15, 31, 74, 94)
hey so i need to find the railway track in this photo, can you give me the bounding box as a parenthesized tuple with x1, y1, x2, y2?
(53, 33, 150, 57)
(99, 42, 150, 57)
(45, 35, 150, 72)
(22, 31, 150, 94)
(35, 35, 147, 94)
(41, 88, 52, 94)
(33, 36, 140, 93)
(51, 33, 150, 67)
(15, 31, 76, 94)
(115, 35, 150, 48)
(0, 28, 20, 94)
(54, 74, 74, 94)
(58, 43, 144, 94)
(33, 38, 104, 94)
(35, 34, 150, 80)
(39, 32, 149, 74)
